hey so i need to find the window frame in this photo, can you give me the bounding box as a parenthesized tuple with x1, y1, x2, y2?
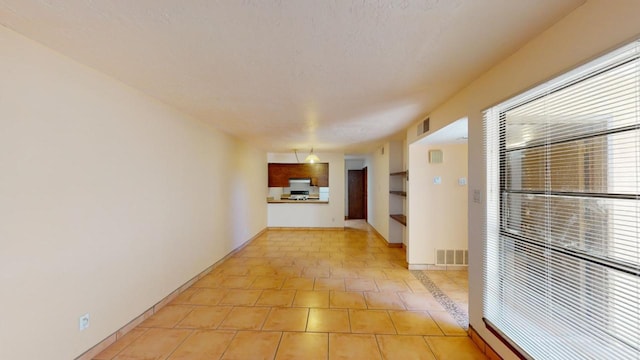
(483, 40, 640, 359)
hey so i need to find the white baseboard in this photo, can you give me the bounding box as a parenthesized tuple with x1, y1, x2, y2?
(408, 264, 468, 271)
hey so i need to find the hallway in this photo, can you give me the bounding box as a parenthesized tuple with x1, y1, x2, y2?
(93, 225, 484, 360)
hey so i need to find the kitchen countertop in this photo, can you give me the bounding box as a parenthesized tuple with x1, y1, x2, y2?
(267, 197, 328, 204)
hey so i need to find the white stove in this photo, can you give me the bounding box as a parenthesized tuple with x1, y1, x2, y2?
(289, 194, 309, 200)
(289, 189, 310, 200)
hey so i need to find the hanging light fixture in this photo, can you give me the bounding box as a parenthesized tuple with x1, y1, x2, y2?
(293, 149, 301, 163)
(304, 148, 320, 163)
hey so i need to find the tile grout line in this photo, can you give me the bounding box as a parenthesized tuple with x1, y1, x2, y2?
(428, 309, 449, 337)
(386, 309, 399, 335)
(419, 335, 439, 359)
(271, 331, 284, 360)
(100, 328, 150, 360)
(423, 336, 440, 359)
(164, 328, 196, 360)
(325, 331, 330, 359)
(217, 330, 240, 360)
(410, 270, 469, 331)
(374, 334, 384, 360)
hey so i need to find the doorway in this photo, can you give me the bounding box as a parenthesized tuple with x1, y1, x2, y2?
(348, 168, 367, 220)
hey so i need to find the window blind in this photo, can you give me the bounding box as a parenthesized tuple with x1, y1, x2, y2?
(484, 40, 639, 359)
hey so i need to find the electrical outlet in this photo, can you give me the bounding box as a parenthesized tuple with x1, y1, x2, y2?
(433, 176, 442, 185)
(79, 313, 90, 331)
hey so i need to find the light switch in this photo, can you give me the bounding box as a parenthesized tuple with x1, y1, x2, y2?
(458, 177, 467, 186)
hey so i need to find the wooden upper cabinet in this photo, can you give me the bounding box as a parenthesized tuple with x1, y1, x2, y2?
(268, 163, 329, 187)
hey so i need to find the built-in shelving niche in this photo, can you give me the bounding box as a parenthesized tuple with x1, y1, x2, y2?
(389, 171, 407, 226)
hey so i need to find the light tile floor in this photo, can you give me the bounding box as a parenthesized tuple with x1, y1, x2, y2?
(422, 271, 468, 313)
(412, 270, 469, 331)
(94, 222, 484, 360)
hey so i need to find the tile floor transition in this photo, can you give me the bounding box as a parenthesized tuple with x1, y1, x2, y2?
(93, 221, 483, 360)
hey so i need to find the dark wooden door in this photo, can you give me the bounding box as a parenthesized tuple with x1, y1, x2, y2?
(348, 169, 365, 219)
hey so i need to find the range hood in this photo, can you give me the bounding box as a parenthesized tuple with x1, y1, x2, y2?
(289, 178, 312, 193)
(288, 178, 311, 185)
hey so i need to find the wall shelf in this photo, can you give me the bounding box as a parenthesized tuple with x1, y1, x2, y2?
(387, 142, 406, 245)
(390, 214, 406, 226)
(390, 170, 408, 180)
(389, 168, 408, 229)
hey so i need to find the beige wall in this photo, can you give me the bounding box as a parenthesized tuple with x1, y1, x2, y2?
(407, 143, 468, 267)
(0, 26, 267, 359)
(366, 144, 390, 241)
(405, 0, 640, 358)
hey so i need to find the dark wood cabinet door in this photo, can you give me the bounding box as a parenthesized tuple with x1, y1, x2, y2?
(268, 163, 329, 187)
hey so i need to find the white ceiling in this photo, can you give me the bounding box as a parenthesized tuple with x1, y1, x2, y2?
(0, 0, 583, 154)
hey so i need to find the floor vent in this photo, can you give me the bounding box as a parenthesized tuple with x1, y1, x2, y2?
(435, 249, 468, 266)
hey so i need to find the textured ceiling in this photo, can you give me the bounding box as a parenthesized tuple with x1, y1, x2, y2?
(0, 0, 583, 153)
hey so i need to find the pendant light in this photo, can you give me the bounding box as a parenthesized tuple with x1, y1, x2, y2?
(304, 148, 320, 163)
